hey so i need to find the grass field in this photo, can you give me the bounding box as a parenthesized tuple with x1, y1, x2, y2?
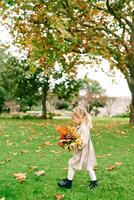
(0, 118, 134, 200)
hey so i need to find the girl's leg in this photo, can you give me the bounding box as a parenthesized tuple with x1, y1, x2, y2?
(67, 165, 75, 180)
(57, 165, 74, 188)
(88, 168, 98, 189)
(88, 167, 97, 181)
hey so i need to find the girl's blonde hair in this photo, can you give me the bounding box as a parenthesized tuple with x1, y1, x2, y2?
(72, 106, 93, 129)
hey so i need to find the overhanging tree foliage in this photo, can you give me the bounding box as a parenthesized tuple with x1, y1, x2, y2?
(1, 0, 134, 123)
(88, 0, 134, 123)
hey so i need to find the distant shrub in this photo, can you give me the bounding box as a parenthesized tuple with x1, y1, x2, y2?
(0, 114, 41, 119)
(47, 112, 55, 119)
(22, 115, 40, 119)
(56, 102, 70, 110)
(10, 115, 21, 119)
(113, 112, 130, 118)
(20, 107, 29, 113)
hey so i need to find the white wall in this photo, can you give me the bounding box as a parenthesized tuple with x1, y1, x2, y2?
(99, 96, 131, 116)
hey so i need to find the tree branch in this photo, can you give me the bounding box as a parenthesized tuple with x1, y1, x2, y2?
(106, 0, 134, 31)
(82, 22, 129, 52)
(121, 16, 134, 31)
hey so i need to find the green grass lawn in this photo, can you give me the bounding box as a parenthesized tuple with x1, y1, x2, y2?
(0, 118, 134, 200)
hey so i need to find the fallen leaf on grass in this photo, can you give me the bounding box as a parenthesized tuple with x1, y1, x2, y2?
(21, 140, 28, 144)
(116, 130, 127, 136)
(115, 162, 123, 166)
(44, 142, 52, 146)
(106, 165, 116, 171)
(120, 131, 127, 135)
(0, 158, 11, 165)
(46, 135, 53, 138)
(13, 173, 26, 182)
(35, 149, 41, 153)
(50, 150, 61, 155)
(0, 161, 6, 165)
(21, 150, 29, 154)
(29, 165, 38, 170)
(5, 134, 9, 137)
(34, 170, 45, 176)
(97, 153, 112, 158)
(40, 142, 52, 147)
(54, 194, 64, 200)
(29, 137, 34, 141)
(10, 152, 18, 156)
(6, 142, 13, 146)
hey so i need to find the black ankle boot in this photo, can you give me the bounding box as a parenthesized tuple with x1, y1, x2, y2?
(57, 178, 72, 189)
(89, 180, 98, 189)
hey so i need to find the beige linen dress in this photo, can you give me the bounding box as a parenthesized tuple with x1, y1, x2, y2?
(68, 123, 97, 170)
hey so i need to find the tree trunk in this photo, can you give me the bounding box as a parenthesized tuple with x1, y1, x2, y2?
(126, 70, 134, 124)
(126, 29, 134, 124)
(42, 79, 49, 119)
(129, 94, 134, 124)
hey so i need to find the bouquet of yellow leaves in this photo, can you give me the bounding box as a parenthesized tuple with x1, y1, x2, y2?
(56, 125, 83, 151)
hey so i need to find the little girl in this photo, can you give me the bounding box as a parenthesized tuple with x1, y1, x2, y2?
(57, 106, 98, 189)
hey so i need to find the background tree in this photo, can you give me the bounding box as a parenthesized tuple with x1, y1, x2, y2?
(1, 57, 21, 102)
(0, 52, 82, 117)
(53, 77, 83, 102)
(0, 56, 40, 110)
(73, 77, 106, 115)
(15, 67, 42, 112)
(52, 77, 83, 112)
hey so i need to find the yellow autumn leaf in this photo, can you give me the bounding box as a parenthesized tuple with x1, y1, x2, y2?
(106, 165, 116, 171)
(0, 197, 6, 200)
(29, 166, 38, 170)
(54, 193, 65, 200)
(34, 170, 45, 176)
(97, 153, 112, 158)
(41, 142, 52, 147)
(115, 162, 123, 166)
(21, 150, 29, 154)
